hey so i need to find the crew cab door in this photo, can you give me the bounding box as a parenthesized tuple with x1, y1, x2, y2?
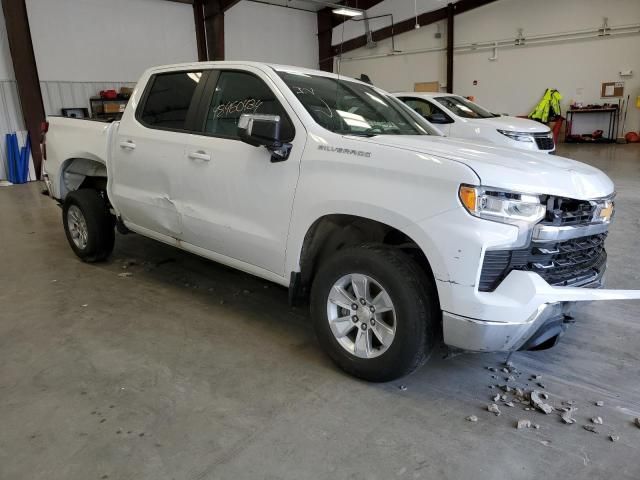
(110, 70, 208, 240)
(179, 67, 304, 276)
(400, 97, 453, 135)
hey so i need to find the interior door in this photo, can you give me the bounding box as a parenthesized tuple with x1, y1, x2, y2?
(179, 68, 303, 276)
(110, 70, 208, 239)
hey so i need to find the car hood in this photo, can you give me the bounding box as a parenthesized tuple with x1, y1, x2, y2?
(471, 115, 551, 133)
(353, 135, 613, 200)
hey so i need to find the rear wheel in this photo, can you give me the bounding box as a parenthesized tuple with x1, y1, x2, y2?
(311, 245, 437, 382)
(63, 189, 115, 262)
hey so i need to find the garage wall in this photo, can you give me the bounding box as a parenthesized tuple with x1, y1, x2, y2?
(25, 0, 198, 115)
(336, 0, 640, 134)
(331, 0, 448, 46)
(0, 5, 30, 181)
(225, 1, 318, 69)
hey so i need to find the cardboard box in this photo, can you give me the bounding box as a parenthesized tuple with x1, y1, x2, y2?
(103, 102, 125, 114)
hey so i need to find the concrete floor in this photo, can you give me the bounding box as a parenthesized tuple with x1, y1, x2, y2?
(1, 144, 639, 480)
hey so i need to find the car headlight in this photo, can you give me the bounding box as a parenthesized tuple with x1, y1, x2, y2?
(459, 185, 546, 224)
(497, 129, 533, 142)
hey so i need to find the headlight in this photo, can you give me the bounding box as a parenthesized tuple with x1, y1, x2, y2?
(459, 185, 546, 224)
(497, 129, 533, 142)
(594, 198, 615, 223)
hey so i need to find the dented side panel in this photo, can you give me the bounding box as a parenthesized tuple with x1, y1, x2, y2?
(107, 83, 190, 239)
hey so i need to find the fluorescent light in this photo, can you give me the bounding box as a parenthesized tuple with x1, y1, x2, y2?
(332, 7, 363, 17)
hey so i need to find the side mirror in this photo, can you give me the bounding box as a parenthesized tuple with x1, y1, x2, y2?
(238, 114, 292, 162)
(428, 112, 451, 124)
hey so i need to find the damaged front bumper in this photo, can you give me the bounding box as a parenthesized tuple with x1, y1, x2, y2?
(442, 270, 640, 352)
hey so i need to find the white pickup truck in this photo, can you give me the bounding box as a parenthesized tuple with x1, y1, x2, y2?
(42, 62, 639, 382)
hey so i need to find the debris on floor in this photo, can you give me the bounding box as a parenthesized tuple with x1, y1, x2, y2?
(398, 385, 408, 391)
(466, 415, 478, 422)
(478, 360, 638, 438)
(118, 272, 133, 278)
(561, 409, 576, 424)
(487, 404, 501, 416)
(530, 390, 554, 414)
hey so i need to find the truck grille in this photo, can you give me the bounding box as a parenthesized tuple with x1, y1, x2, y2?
(479, 233, 607, 292)
(533, 133, 554, 150)
(541, 196, 597, 226)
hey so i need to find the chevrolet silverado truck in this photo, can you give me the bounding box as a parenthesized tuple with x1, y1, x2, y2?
(42, 62, 640, 382)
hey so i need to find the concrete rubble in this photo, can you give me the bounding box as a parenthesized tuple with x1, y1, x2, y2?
(560, 409, 576, 424)
(481, 362, 639, 440)
(466, 415, 478, 422)
(487, 404, 501, 416)
(516, 419, 531, 429)
(530, 390, 554, 414)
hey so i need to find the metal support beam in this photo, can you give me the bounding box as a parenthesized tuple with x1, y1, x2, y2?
(317, 8, 334, 71)
(1, 0, 45, 179)
(193, 0, 207, 60)
(446, 2, 454, 93)
(331, 0, 497, 57)
(316, 0, 385, 72)
(202, 0, 240, 61)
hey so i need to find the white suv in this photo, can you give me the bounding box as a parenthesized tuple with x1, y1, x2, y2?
(395, 92, 555, 153)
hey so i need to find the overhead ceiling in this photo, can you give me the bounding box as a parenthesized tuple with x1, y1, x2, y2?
(248, 0, 328, 12)
(246, 0, 459, 15)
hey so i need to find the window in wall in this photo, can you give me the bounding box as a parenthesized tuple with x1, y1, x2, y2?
(205, 71, 294, 141)
(139, 71, 203, 129)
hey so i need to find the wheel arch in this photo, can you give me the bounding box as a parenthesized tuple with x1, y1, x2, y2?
(291, 213, 441, 306)
(58, 156, 108, 200)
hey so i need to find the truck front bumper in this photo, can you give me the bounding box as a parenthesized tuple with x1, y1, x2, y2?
(443, 301, 573, 352)
(441, 270, 640, 352)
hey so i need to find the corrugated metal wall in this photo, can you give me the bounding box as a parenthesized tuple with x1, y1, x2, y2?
(0, 80, 29, 181)
(1, 79, 137, 181)
(40, 80, 136, 116)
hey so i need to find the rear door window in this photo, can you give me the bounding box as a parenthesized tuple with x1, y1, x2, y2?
(138, 71, 204, 130)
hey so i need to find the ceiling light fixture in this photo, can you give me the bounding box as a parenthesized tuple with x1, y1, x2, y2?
(333, 7, 363, 17)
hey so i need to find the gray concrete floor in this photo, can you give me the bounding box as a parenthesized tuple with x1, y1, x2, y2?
(1, 144, 639, 480)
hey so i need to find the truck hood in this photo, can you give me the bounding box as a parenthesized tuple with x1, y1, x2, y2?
(471, 115, 551, 133)
(353, 135, 613, 200)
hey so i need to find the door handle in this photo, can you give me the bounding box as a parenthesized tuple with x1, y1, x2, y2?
(119, 141, 136, 150)
(188, 151, 211, 162)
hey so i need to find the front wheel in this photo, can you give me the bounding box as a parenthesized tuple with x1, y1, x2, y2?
(310, 245, 438, 382)
(62, 189, 115, 262)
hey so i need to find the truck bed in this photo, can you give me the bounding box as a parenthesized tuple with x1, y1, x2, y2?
(43, 116, 117, 200)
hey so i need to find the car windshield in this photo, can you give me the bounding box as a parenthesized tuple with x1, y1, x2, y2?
(434, 96, 497, 119)
(276, 69, 432, 136)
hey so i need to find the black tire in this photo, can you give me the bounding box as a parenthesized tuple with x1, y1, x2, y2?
(310, 244, 438, 382)
(62, 189, 115, 262)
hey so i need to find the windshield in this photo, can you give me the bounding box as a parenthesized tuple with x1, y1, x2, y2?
(434, 96, 497, 119)
(276, 70, 431, 136)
